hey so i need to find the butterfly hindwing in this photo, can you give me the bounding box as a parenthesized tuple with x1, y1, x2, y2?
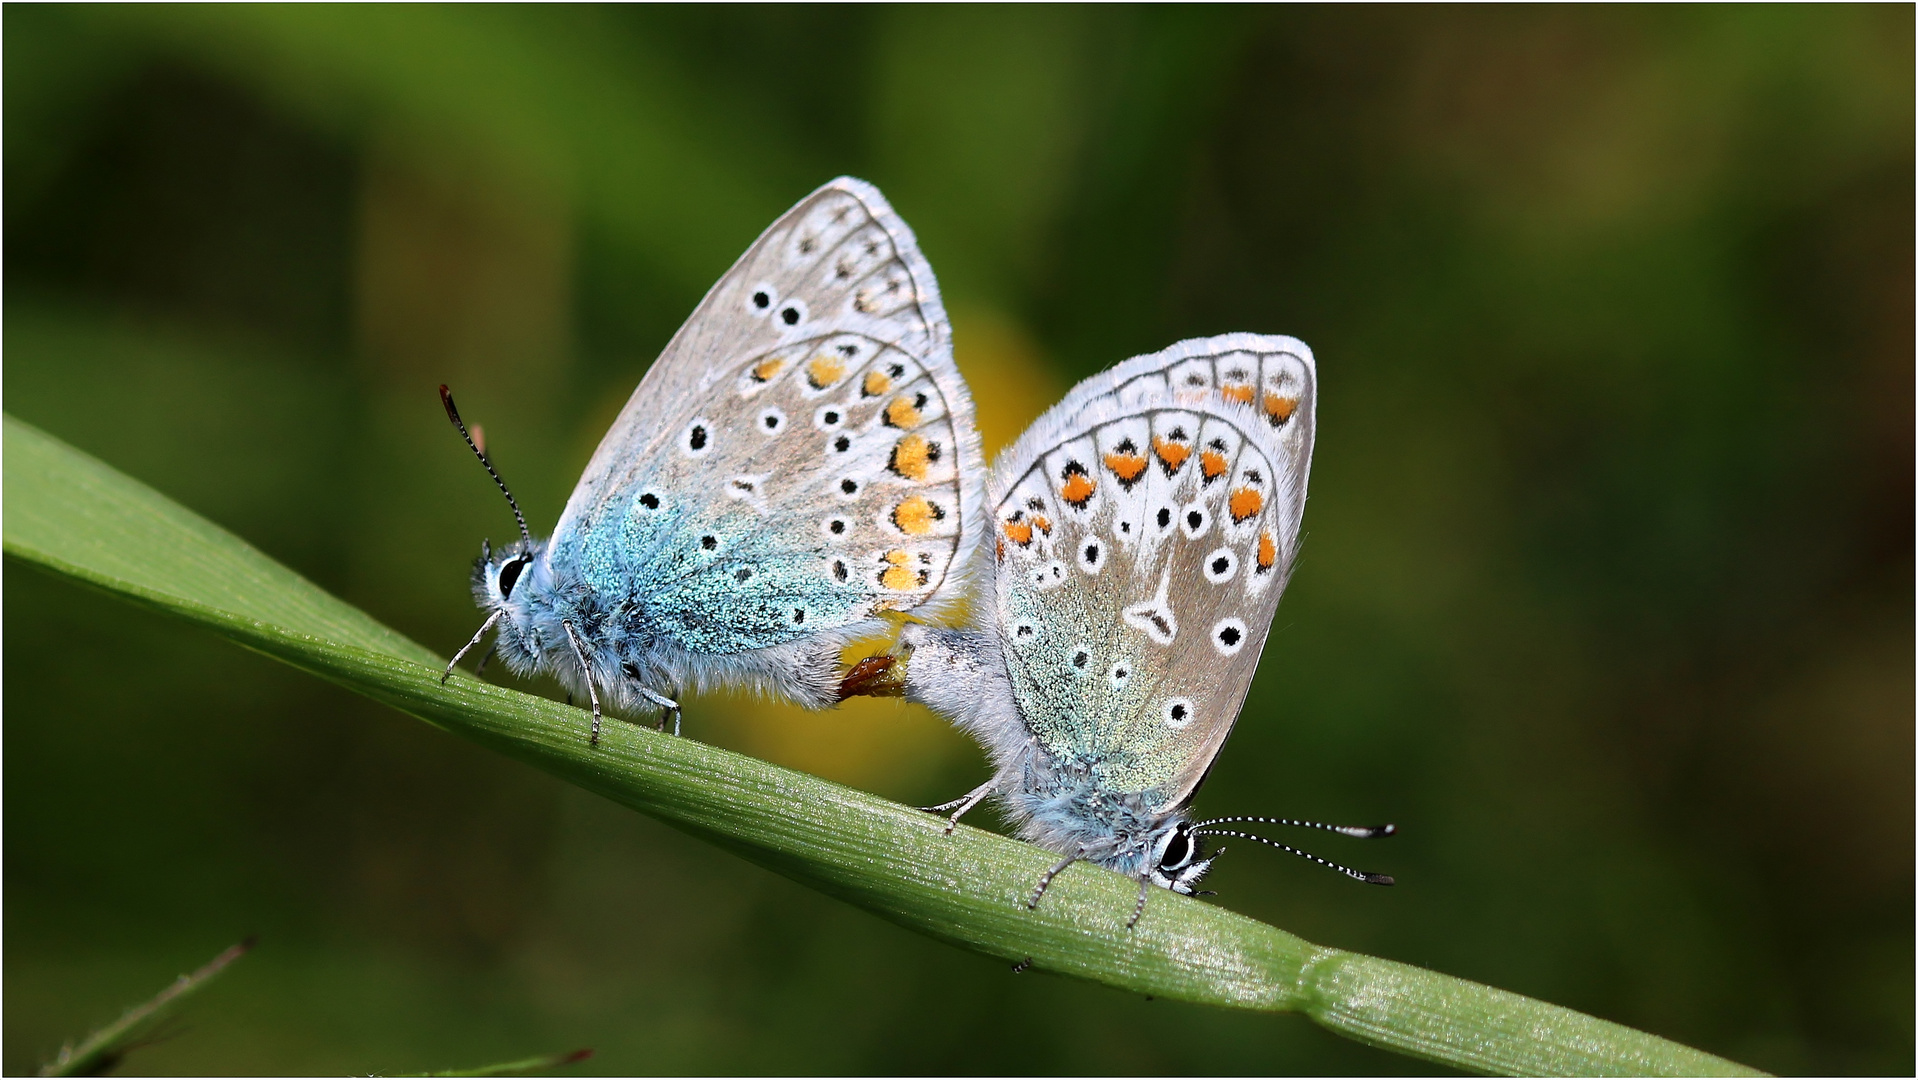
(987, 335, 1316, 810)
(549, 179, 984, 666)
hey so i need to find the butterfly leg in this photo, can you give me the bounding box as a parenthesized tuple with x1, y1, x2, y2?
(441, 611, 502, 685)
(560, 620, 605, 747)
(922, 778, 995, 835)
(1125, 878, 1152, 930)
(472, 641, 499, 680)
(1028, 848, 1085, 910)
(635, 685, 682, 737)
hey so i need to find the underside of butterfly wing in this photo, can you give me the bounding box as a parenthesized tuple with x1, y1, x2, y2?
(542, 179, 983, 690)
(986, 338, 1315, 811)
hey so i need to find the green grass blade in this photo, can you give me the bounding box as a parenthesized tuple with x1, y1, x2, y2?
(39, 939, 255, 1077)
(2, 415, 1764, 1078)
(405, 1048, 594, 1077)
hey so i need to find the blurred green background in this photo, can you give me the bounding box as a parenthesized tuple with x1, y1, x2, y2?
(5, 5, 1910, 1075)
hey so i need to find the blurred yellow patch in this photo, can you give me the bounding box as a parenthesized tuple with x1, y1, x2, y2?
(701, 694, 968, 796)
(696, 629, 970, 795)
(949, 305, 1063, 456)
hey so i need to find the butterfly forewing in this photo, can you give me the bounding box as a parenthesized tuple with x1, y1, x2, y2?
(550, 179, 983, 657)
(988, 336, 1315, 810)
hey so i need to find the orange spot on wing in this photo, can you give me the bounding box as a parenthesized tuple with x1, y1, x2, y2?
(1003, 519, 1034, 546)
(1200, 450, 1229, 480)
(1228, 487, 1265, 523)
(1221, 383, 1255, 405)
(889, 434, 931, 481)
(1152, 437, 1190, 473)
(880, 550, 917, 591)
(807, 355, 846, 388)
(752, 358, 786, 382)
(1032, 515, 1052, 535)
(885, 396, 922, 428)
(863, 370, 892, 397)
(1257, 530, 1278, 571)
(1060, 473, 1096, 507)
(1263, 393, 1299, 424)
(1103, 452, 1147, 484)
(892, 496, 940, 535)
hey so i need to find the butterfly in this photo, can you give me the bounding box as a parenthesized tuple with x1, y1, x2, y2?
(882, 334, 1393, 926)
(440, 177, 985, 745)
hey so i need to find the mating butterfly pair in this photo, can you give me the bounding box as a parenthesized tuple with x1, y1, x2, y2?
(442, 178, 1391, 923)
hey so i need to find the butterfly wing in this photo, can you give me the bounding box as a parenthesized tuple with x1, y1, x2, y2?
(548, 178, 983, 690)
(986, 335, 1316, 810)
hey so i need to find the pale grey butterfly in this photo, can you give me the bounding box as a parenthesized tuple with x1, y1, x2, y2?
(876, 334, 1393, 926)
(441, 177, 985, 745)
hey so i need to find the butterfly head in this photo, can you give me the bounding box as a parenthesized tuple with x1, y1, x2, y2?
(471, 536, 549, 628)
(1144, 818, 1219, 894)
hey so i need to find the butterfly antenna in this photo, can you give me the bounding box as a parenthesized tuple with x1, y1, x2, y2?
(1191, 828, 1395, 885)
(1190, 816, 1396, 840)
(440, 385, 532, 548)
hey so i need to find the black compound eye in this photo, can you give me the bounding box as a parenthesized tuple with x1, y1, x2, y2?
(1160, 828, 1192, 871)
(497, 554, 530, 599)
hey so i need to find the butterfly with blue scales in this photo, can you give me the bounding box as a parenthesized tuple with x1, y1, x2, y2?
(855, 334, 1396, 927)
(441, 178, 985, 746)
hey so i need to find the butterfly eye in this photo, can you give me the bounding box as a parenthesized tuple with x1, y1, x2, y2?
(497, 554, 531, 599)
(1159, 826, 1194, 872)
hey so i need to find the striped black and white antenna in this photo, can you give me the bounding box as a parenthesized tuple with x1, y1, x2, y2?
(440, 385, 531, 549)
(1190, 816, 1397, 885)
